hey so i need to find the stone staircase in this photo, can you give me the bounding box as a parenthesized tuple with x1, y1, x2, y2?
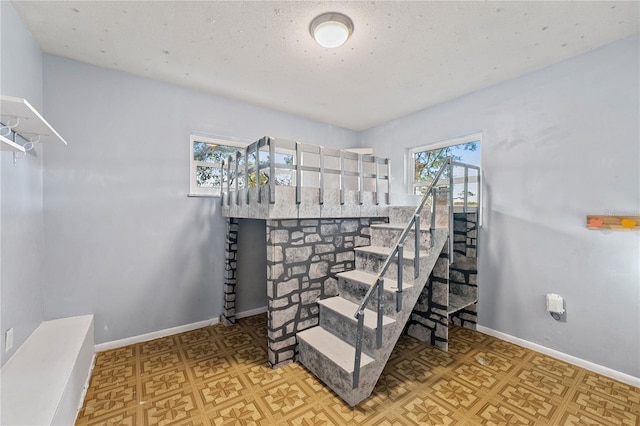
(297, 205, 449, 406)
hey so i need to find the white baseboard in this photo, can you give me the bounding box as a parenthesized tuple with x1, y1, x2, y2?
(236, 306, 267, 319)
(477, 326, 640, 388)
(94, 307, 268, 352)
(95, 318, 219, 352)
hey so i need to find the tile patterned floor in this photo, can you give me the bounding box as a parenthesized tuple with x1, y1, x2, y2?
(77, 315, 640, 425)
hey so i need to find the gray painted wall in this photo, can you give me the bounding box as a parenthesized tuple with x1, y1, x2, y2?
(41, 55, 357, 345)
(235, 219, 267, 314)
(0, 1, 45, 366)
(360, 34, 640, 377)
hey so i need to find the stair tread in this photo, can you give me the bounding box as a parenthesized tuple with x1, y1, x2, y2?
(354, 245, 429, 260)
(370, 223, 431, 232)
(318, 297, 395, 329)
(448, 293, 478, 314)
(336, 270, 413, 290)
(297, 327, 375, 373)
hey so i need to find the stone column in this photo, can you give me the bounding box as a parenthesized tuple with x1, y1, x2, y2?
(222, 217, 239, 326)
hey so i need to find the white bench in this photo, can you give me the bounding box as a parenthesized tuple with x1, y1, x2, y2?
(1, 315, 94, 425)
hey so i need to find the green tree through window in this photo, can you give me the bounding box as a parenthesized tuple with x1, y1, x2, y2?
(410, 138, 480, 196)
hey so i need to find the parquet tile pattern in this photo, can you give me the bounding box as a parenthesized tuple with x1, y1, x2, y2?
(77, 315, 640, 425)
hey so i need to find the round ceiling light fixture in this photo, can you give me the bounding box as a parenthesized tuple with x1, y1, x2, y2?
(309, 12, 354, 48)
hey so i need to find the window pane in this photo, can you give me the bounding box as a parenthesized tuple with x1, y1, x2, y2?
(413, 140, 479, 184)
(194, 142, 240, 164)
(196, 166, 221, 188)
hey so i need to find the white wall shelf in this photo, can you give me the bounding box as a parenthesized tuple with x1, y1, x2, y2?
(0, 95, 67, 145)
(0, 135, 26, 153)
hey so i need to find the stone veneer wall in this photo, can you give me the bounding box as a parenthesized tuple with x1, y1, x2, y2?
(405, 211, 480, 350)
(453, 211, 478, 260)
(405, 240, 450, 351)
(450, 211, 479, 329)
(266, 217, 386, 368)
(222, 218, 239, 326)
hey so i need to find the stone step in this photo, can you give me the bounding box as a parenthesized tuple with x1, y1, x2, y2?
(370, 223, 432, 252)
(318, 296, 396, 356)
(387, 206, 433, 227)
(297, 326, 376, 406)
(297, 228, 450, 407)
(354, 245, 429, 281)
(336, 270, 412, 319)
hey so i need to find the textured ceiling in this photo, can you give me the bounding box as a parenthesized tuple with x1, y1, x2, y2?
(11, 1, 639, 131)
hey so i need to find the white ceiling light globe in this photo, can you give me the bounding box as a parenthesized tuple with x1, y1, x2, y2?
(310, 12, 354, 49)
(314, 21, 349, 48)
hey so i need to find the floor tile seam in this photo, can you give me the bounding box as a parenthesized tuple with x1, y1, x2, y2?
(75, 405, 139, 425)
(85, 378, 140, 395)
(244, 388, 295, 425)
(201, 396, 273, 425)
(399, 384, 488, 419)
(75, 403, 140, 424)
(503, 377, 576, 405)
(79, 390, 139, 407)
(297, 402, 394, 426)
(187, 377, 217, 423)
(470, 394, 548, 425)
(576, 385, 640, 407)
(93, 359, 138, 370)
(139, 379, 195, 402)
(567, 391, 640, 419)
(90, 363, 138, 378)
(383, 399, 466, 426)
(498, 378, 565, 421)
(545, 397, 588, 426)
(560, 403, 635, 426)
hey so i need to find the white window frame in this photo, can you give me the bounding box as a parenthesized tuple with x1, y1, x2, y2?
(407, 132, 482, 194)
(189, 134, 249, 197)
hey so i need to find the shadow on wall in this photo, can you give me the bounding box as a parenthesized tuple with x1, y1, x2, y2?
(236, 218, 268, 313)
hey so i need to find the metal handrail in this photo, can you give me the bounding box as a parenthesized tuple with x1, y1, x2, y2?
(220, 137, 391, 207)
(352, 157, 453, 388)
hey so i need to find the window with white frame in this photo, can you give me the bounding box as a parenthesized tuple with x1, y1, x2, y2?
(408, 134, 481, 200)
(189, 134, 248, 196)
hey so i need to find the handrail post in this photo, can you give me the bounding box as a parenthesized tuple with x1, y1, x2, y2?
(376, 277, 384, 349)
(234, 151, 240, 205)
(295, 142, 302, 204)
(396, 243, 403, 312)
(244, 146, 250, 204)
(430, 186, 436, 247)
(374, 158, 380, 205)
(269, 138, 275, 204)
(319, 147, 325, 205)
(226, 155, 232, 206)
(397, 243, 404, 312)
(449, 158, 454, 263)
(256, 140, 262, 203)
(414, 214, 420, 279)
(353, 310, 364, 388)
(340, 151, 345, 205)
(464, 166, 469, 213)
(358, 154, 364, 205)
(386, 158, 391, 204)
(220, 159, 225, 206)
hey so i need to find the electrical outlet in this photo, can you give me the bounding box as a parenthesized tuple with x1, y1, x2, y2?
(5, 328, 14, 352)
(546, 293, 565, 314)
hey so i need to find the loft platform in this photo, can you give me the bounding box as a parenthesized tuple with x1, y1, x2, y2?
(220, 137, 394, 219)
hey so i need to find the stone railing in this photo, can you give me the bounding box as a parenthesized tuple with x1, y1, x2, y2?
(220, 137, 391, 219)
